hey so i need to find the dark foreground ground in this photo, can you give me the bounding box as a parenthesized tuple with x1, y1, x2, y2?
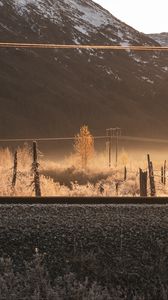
(0, 204, 168, 299)
(1, 196, 168, 204)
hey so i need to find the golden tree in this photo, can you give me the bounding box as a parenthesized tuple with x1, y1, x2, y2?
(74, 125, 94, 169)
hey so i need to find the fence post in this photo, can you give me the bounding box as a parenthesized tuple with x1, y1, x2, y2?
(147, 154, 156, 196)
(12, 150, 18, 189)
(32, 141, 41, 197)
(161, 166, 164, 184)
(139, 168, 147, 197)
(164, 160, 166, 185)
(115, 182, 119, 196)
(124, 166, 127, 181)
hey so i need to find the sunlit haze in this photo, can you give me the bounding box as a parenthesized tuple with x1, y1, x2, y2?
(94, 0, 168, 33)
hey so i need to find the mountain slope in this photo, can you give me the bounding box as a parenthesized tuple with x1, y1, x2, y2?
(0, 0, 168, 139)
(148, 32, 168, 46)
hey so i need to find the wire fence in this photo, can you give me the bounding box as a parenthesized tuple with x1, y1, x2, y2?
(0, 150, 167, 197)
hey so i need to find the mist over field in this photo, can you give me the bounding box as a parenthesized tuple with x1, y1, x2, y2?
(0, 140, 168, 197)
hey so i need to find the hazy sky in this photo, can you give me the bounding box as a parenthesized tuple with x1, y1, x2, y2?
(94, 0, 168, 33)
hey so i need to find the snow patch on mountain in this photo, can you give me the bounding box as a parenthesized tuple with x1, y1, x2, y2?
(70, 0, 110, 27)
(131, 55, 142, 63)
(162, 66, 168, 72)
(141, 76, 154, 84)
(13, 0, 111, 28)
(0, 22, 14, 34)
(14, 0, 62, 23)
(74, 25, 89, 36)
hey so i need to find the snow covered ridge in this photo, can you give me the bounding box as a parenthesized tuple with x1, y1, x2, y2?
(13, 0, 111, 27)
(11, 0, 146, 48)
(12, 0, 130, 37)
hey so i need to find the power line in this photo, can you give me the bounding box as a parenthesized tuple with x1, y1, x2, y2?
(1, 135, 168, 144)
(0, 42, 168, 51)
(122, 136, 168, 144)
(0, 136, 105, 142)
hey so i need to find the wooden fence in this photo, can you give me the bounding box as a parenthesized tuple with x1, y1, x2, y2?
(4, 142, 168, 197)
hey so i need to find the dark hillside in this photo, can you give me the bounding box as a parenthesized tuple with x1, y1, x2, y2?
(0, 0, 167, 138)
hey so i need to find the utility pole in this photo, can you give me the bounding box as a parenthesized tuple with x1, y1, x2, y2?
(106, 127, 122, 167)
(106, 129, 112, 168)
(115, 127, 121, 167)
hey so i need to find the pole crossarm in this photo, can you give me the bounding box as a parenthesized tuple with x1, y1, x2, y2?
(0, 42, 168, 51)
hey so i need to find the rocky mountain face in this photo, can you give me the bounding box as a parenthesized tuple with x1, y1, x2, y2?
(0, 0, 168, 139)
(148, 32, 168, 46)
